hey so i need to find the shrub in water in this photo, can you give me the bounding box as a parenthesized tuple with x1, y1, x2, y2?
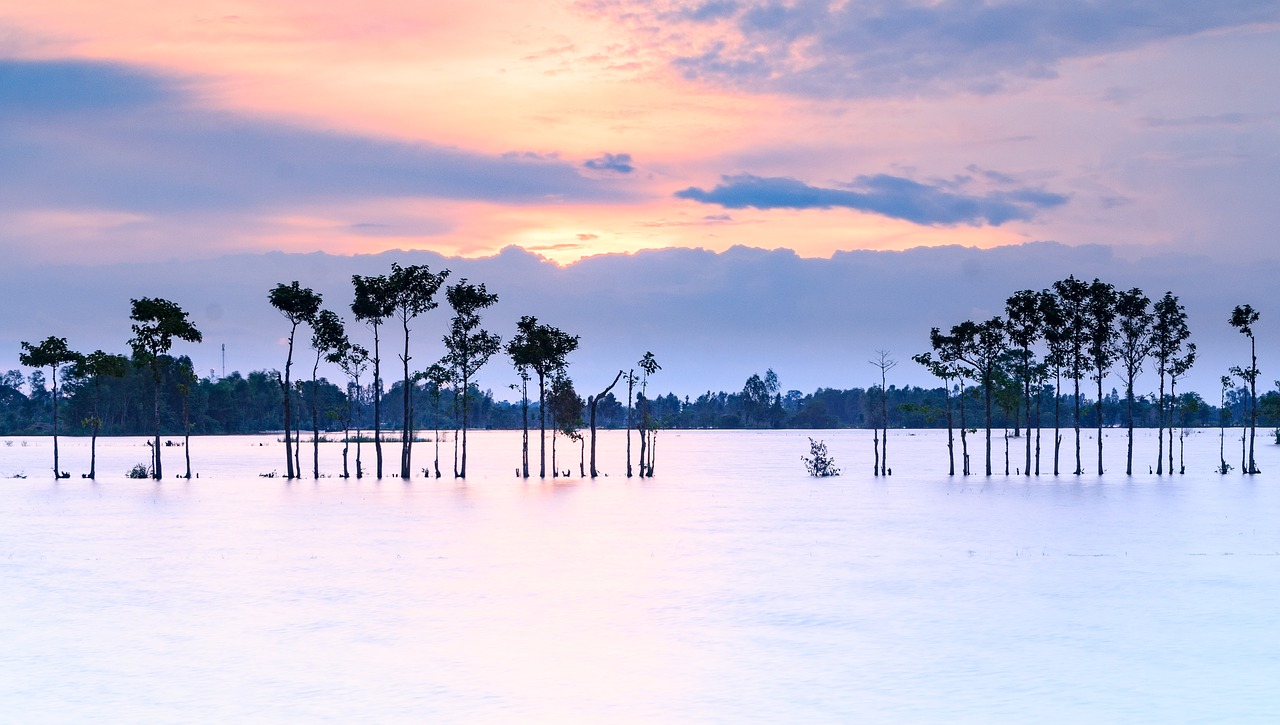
(126, 463, 150, 479)
(802, 437, 840, 477)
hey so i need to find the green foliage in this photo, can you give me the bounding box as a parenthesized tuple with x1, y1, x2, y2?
(126, 463, 150, 479)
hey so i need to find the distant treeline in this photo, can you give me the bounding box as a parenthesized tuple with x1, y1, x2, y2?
(2, 357, 1276, 437)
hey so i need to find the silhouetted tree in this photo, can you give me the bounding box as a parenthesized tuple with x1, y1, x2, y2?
(70, 350, 128, 479)
(1005, 290, 1042, 476)
(1168, 343, 1196, 474)
(636, 352, 661, 477)
(548, 373, 585, 477)
(1115, 288, 1154, 475)
(1218, 375, 1234, 474)
(129, 297, 202, 480)
(175, 358, 196, 479)
(269, 281, 322, 479)
(589, 370, 623, 478)
(420, 363, 450, 478)
(441, 279, 501, 478)
(352, 273, 396, 478)
(388, 262, 449, 478)
(1040, 290, 1071, 475)
(1052, 276, 1089, 475)
(1150, 292, 1190, 475)
(913, 349, 955, 475)
(308, 309, 346, 478)
(509, 317, 578, 478)
(1084, 279, 1118, 474)
(18, 336, 80, 478)
(1229, 304, 1261, 474)
(334, 342, 369, 479)
(953, 317, 1006, 476)
(869, 350, 896, 475)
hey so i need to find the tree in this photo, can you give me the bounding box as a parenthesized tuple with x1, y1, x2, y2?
(128, 297, 202, 480)
(953, 318, 1005, 476)
(1052, 276, 1089, 475)
(913, 350, 955, 475)
(589, 370, 624, 478)
(1005, 290, 1042, 477)
(388, 262, 450, 478)
(70, 350, 129, 479)
(802, 438, 840, 477)
(1114, 289, 1154, 475)
(441, 279, 501, 478)
(1150, 293, 1191, 475)
(1084, 279, 1118, 474)
(175, 358, 197, 479)
(869, 351, 896, 476)
(269, 281, 322, 479)
(351, 273, 396, 478)
(420, 363, 450, 478)
(636, 352, 661, 477)
(333, 342, 369, 479)
(1229, 304, 1261, 474)
(18, 336, 81, 478)
(506, 316, 578, 478)
(1039, 290, 1071, 475)
(1218, 375, 1234, 474)
(307, 309, 346, 479)
(548, 373, 585, 477)
(1168, 343, 1196, 474)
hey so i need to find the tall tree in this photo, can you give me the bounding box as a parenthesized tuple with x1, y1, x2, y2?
(1005, 290, 1042, 477)
(636, 352, 661, 477)
(441, 279, 501, 478)
(1114, 288, 1154, 475)
(1150, 293, 1190, 475)
(351, 273, 395, 478)
(507, 316, 579, 478)
(1039, 290, 1071, 475)
(333, 341, 369, 479)
(308, 309, 347, 479)
(1084, 279, 1118, 475)
(913, 349, 955, 476)
(420, 363, 450, 478)
(589, 370, 624, 478)
(953, 317, 1006, 476)
(869, 351, 896, 475)
(387, 262, 450, 478)
(1168, 343, 1196, 474)
(269, 281, 322, 479)
(18, 336, 81, 478)
(1229, 304, 1261, 474)
(70, 350, 129, 479)
(175, 358, 197, 479)
(1218, 375, 1234, 474)
(128, 297, 202, 480)
(1052, 276, 1089, 475)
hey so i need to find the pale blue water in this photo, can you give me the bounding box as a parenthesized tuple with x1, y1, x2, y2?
(2, 429, 1278, 723)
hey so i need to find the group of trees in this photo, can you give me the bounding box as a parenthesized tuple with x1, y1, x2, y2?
(914, 276, 1265, 477)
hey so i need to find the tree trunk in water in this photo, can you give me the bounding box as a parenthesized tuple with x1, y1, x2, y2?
(1249, 336, 1258, 474)
(1053, 374, 1061, 476)
(1125, 383, 1134, 475)
(1096, 375, 1104, 475)
(959, 383, 969, 476)
(1072, 376, 1082, 475)
(51, 369, 60, 478)
(372, 326, 382, 479)
(626, 375, 634, 478)
(945, 384, 955, 476)
(984, 381, 993, 476)
(153, 370, 163, 480)
(1156, 371, 1165, 475)
(538, 373, 547, 478)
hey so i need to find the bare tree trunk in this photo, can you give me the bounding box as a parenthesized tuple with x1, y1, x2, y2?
(372, 325, 382, 479)
(1096, 374, 1104, 475)
(589, 371, 623, 478)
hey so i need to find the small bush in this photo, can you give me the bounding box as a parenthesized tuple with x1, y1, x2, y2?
(126, 463, 151, 479)
(802, 437, 840, 477)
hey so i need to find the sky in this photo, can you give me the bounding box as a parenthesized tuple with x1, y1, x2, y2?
(2, 2, 1278, 397)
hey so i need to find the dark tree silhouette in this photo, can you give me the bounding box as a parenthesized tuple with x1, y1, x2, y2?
(869, 350, 896, 476)
(548, 372, 585, 477)
(589, 370, 624, 478)
(1229, 304, 1261, 474)
(1005, 290, 1042, 477)
(1084, 279, 1118, 475)
(388, 263, 449, 478)
(913, 349, 955, 475)
(1168, 343, 1196, 474)
(1150, 292, 1190, 475)
(128, 297, 202, 480)
(1052, 276, 1089, 475)
(351, 273, 395, 478)
(307, 309, 346, 478)
(420, 363, 450, 478)
(269, 281, 322, 479)
(1039, 290, 1071, 475)
(506, 316, 578, 478)
(175, 358, 196, 479)
(1115, 288, 1154, 475)
(953, 317, 1006, 476)
(441, 279, 501, 478)
(18, 336, 81, 478)
(70, 350, 129, 479)
(333, 341, 369, 479)
(1218, 375, 1234, 474)
(636, 352, 661, 477)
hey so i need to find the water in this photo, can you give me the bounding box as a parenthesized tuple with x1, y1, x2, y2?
(2, 428, 1278, 723)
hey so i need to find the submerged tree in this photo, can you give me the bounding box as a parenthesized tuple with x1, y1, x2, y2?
(1005, 290, 1042, 477)
(1229, 304, 1261, 474)
(1167, 343, 1196, 475)
(913, 349, 955, 475)
(351, 273, 395, 478)
(506, 316, 578, 478)
(802, 437, 840, 477)
(1084, 279, 1118, 475)
(307, 309, 347, 479)
(588, 370, 624, 478)
(1051, 276, 1089, 475)
(441, 279, 501, 478)
(636, 352, 661, 477)
(71, 350, 129, 479)
(175, 358, 197, 479)
(269, 281, 322, 479)
(333, 342, 369, 479)
(953, 317, 1006, 476)
(388, 263, 450, 478)
(128, 297, 202, 480)
(1218, 375, 1234, 474)
(1039, 290, 1071, 475)
(18, 336, 81, 478)
(1114, 289, 1154, 475)
(1151, 293, 1191, 475)
(869, 351, 896, 476)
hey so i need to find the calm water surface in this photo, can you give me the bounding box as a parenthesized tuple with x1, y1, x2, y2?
(2, 429, 1278, 723)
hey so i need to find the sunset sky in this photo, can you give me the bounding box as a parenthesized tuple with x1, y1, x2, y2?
(3, 1, 1278, 267)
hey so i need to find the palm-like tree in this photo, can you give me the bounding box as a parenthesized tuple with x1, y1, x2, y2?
(1229, 304, 1261, 474)
(18, 336, 81, 478)
(351, 273, 395, 478)
(128, 297, 202, 480)
(1114, 289, 1154, 475)
(441, 279, 501, 478)
(269, 281, 322, 479)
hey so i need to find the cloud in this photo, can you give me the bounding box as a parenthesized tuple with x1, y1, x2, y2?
(675, 173, 1067, 226)
(602, 1, 1280, 98)
(583, 152, 635, 174)
(0, 59, 627, 217)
